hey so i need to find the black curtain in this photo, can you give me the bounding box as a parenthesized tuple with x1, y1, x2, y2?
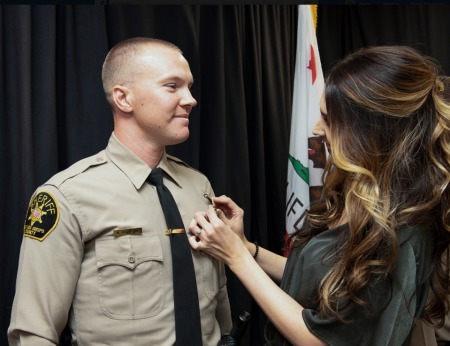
(317, 5, 450, 76)
(3, 4, 450, 346)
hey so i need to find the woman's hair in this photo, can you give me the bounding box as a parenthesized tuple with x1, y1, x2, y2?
(294, 45, 450, 326)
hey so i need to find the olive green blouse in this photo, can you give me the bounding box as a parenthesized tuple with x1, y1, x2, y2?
(264, 223, 435, 346)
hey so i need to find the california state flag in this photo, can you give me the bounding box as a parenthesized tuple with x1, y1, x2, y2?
(285, 5, 326, 255)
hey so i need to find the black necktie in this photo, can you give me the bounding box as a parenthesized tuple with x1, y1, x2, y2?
(147, 167, 202, 345)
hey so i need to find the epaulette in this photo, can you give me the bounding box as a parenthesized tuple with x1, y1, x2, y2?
(166, 153, 189, 166)
(166, 154, 204, 175)
(45, 150, 108, 187)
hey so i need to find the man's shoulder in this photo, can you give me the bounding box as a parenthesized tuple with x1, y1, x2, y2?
(166, 153, 189, 166)
(45, 150, 108, 188)
(166, 154, 204, 176)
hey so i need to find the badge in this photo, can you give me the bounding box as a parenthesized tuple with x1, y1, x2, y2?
(24, 191, 60, 241)
(113, 228, 143, 237)
(203, 193, 216, 208)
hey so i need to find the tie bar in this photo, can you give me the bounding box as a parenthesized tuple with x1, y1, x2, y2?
(165, 228, 185, 235)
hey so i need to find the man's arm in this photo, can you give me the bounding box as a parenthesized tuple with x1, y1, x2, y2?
(8, 186, 83, 345)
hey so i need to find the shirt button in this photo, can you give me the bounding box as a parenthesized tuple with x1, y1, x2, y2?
(128, 255, 135, 263)
(96, 157, 104, 162)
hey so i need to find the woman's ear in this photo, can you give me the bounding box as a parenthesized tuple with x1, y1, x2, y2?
(112, 85, 133, 113)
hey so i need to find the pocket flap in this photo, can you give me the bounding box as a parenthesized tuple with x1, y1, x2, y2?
(96, 234, 163, 270)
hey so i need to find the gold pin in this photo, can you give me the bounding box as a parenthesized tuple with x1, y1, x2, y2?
(203, 193, 216, 209)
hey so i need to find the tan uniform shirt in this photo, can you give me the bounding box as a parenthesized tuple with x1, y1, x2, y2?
(8, 133, 232, 346)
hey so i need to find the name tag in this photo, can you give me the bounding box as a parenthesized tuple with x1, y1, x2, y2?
(113, 228, 143, 237)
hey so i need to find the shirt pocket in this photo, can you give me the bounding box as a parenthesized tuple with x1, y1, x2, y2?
(95, 233, 164, 319)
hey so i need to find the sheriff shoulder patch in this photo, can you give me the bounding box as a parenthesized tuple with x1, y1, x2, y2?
(24, 191, 60, 241)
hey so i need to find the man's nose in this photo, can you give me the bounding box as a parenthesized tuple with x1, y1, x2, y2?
(181, 89, 197, 109)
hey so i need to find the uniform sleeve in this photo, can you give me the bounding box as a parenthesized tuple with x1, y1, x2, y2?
(303, 241, 419, 346)
(8, 185, 84, 345)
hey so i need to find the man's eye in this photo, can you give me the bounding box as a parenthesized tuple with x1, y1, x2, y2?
(166, 84, 177, 89)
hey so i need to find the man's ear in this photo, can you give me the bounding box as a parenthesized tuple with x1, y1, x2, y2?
(112, 85, 133, 113)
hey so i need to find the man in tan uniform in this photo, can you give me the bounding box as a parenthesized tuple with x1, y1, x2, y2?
(8, 37, 232, 345)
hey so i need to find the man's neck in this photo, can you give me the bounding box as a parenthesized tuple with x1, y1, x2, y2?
(113, 129, 164, 169)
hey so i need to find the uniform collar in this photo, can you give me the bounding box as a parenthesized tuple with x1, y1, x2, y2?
(105, 133, 182, 190)
(157, 153, 183, 188)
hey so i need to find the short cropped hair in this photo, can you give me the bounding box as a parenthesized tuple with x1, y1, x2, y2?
(101, 37, 182, 105)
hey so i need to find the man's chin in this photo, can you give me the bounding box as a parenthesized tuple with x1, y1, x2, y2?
(168, 132, 190, 146)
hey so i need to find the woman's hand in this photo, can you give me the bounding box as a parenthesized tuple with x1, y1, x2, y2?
(212, 196, 244, 235)
(189, 204, 249, 267)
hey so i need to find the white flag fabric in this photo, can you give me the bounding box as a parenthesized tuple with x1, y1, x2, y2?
(285, 5, 325, 253)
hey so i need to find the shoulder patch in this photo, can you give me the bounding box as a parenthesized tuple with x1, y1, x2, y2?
(24, 191, 60, 241)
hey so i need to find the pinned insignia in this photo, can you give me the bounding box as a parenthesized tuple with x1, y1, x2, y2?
(113, 228, 143, 237)
(24, 191, 60, 241)
(203, 193, 216, 209)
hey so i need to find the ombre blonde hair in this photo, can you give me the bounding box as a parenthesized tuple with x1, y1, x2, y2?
(295, 46, 450, 326)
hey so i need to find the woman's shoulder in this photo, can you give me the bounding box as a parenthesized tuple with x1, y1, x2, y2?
(396, 223, 435, 285)
(397, 223, 435, 248)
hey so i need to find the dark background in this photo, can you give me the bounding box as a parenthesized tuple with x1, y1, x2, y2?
(2, 4, 450, 346)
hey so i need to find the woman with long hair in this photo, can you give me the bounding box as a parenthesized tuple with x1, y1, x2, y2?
(189, 45, 450, 345)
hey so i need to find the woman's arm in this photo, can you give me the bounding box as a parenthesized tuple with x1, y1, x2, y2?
(245, 240, 287, 283)
(230, 247, 326, 346)
(188, 201, 326, 346)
